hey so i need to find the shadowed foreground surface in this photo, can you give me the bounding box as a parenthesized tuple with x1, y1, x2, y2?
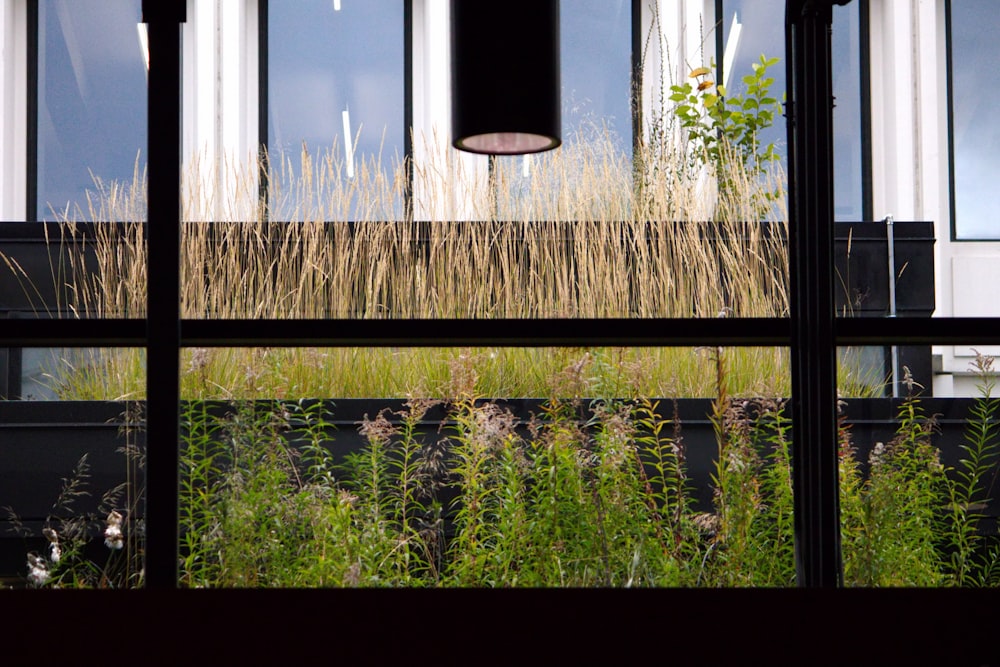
(3, 588, 999, 666)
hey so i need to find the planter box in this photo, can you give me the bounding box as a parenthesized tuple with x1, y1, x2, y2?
(0, 395, 991, 579)
(1, 220, 937, 397)
(833, 221, 936, 394)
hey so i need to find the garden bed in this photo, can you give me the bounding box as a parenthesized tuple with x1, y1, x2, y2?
(2, 394, 996, 586)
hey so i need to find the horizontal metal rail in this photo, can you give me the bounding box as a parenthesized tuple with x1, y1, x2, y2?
(2, 316, 1000, 347)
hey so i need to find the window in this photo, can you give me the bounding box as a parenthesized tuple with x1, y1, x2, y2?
(487, 0, 633, 226)
(4, 0, 1000, 611)
(264, 0, 406, 221)
(33, 0, 146, 222)
(719, 0, 868, 221)
(16, 0, 146, 398)
(948, 0, 1000, 240)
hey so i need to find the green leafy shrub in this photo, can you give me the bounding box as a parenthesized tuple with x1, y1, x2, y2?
(668, 54, 784, 218)
(11, 356, 1000, 589)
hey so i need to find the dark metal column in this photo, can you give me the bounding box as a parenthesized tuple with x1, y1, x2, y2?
(142, 1, 186, 589)
(785, 0, 846, 587)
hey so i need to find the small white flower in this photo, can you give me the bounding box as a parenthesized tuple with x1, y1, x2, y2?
(27, 553, 49, 587)
(42, 528, 60, 563)
(105, 529, 124, 549)
(104, 510, 124, 550)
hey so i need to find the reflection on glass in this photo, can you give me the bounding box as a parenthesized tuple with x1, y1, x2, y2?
(19, 347, 146, 401)
(721, 0, 787, 171)
(37, 0, 147, 222)
(561, 0, 632, 154)
(838, 345, 889, 398)
(267, 0, 405, 221)
(950, 1, 1000, 239)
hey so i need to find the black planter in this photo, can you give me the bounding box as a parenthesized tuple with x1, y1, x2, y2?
(834, 220, 936, 394)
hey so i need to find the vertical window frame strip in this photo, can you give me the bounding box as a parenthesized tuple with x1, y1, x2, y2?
(715, 0, 724, 94)
(403, 0, 413, 222)
(858, 0, 873, 222)
(944, 0, 958, 242)
(8, 1, 40, 400)
(25, 0, 36, 223)
(631, 0, 642, 188)
(142, 0, 184, 589)
(257, 0, 269, 217)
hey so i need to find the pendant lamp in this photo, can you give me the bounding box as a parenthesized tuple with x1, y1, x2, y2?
(450, 0, 561, 155)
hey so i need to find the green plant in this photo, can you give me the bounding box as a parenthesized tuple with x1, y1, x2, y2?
(11, 358, 1000, 588)
(840, 372, 947, 586)
(940, 352, 1000, 586)
(669, 55, 783, 176)
(702, 396, 796, 587)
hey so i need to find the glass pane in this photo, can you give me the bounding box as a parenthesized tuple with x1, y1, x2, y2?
(173, 345, 796, 587)
(562, 0, 632, 154)
(721, 0, 787, 170)
(16, 347, 146, 401)
(950, 1, 1000, 239)
(36, 0, 147, 222)
(266, 0, 405, 221)
(832, 2, 864, 222)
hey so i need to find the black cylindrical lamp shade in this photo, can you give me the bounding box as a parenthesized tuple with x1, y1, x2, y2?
(450, 0, 561, 155)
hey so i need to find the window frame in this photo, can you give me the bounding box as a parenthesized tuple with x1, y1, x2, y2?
(943, 0, 1000, 243)
(2, 0, 1000, 600)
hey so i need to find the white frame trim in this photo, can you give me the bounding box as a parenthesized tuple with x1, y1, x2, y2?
(0, 0, 27, 221)
(182, 0, 259, 222)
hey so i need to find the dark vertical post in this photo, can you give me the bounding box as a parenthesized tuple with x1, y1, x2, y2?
(258, 0, 270, 218)
(142, 0, 186, 589)
(26, 2, 38, 223)
(785, 0, 844, 586)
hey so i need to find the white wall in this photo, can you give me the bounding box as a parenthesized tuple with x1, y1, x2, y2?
(868, 0, 1000, 395)
(0, 0, 27, 221)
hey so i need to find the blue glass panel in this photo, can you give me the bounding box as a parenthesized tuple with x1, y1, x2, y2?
(37, 0, 146, 221)
(951, 1, 1000, 239)
(267, 0, 405, 221)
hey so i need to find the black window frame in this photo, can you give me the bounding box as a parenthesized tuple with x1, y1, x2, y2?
(0, 0, 1000, 622)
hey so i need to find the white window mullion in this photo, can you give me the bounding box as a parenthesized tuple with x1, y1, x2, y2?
(183, 0, 259, 222)
(0, 0, 28, 221)
(411, 0, 486, 222)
